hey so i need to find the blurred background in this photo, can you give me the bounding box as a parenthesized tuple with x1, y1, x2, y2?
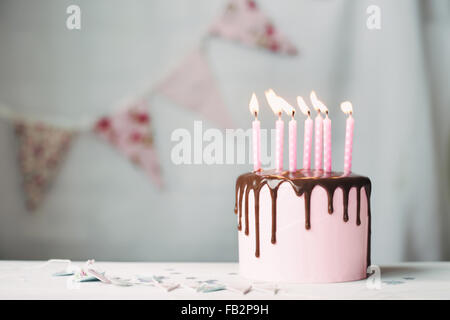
(0, 0, 448, 263)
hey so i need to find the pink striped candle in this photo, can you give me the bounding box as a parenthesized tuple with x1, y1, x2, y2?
(265, 89, 284, 172)
(297, 96, 312, 170)
(323, 112, 332, 172)
(288, 117, 297, 172)
(314, 113, 323, 170)
(278, 94, 297, 172)
(249, 93, 261, 171)
(252, 120, 261, 171)
(303, 117, 313, 169)
(341, 101, 354, 173)
(276, 117, 284, 172)
(311, 91, 331, 170)
(311, 91, 328, 171)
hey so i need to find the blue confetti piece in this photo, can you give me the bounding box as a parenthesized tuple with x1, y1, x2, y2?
(383, 280, 404, 285)
(52, 271, 74, 277)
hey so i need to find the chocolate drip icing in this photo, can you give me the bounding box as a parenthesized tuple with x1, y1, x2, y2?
(244, 187, 250, 235)
(270, 188, 277, 244)
(234, 180, 244, 231)
(364, 185, 372, 267)
(254, 190, 260, 257)
(234, 169, 371, 259)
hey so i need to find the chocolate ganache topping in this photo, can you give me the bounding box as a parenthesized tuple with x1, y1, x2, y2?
(234, 169, 372, 261)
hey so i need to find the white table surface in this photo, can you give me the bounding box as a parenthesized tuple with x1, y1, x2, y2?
(1, 261, 449, 300)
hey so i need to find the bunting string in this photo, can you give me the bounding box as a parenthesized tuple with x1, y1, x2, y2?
(0, 0, 298, 211)
(0, 103, 94, 131)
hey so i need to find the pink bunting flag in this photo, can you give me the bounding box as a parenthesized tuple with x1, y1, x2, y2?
(15, 121, 75, 211)
(157, 49, 233, 128)
(94, 101, 162, 187)
(209, 0, 298, 55)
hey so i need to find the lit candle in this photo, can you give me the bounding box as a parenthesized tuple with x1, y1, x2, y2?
(323, 111, 332, 172)
(278, 96, 296, 172)
(265, 89, 284, 172)
(310, 91, 323, 170)
(341, 101, 354, 173)
(249, 93, 261, 171)
(317, 98, 332, 173)
(297, 96, 312, 170)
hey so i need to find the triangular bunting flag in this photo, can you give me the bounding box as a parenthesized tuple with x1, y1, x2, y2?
(94, 100, 162, 187)
(15, 121, 75, 211)
(209, 0, 297, 55)
(157, 49, 233, 128)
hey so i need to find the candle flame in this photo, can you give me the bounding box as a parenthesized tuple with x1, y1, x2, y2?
(266, 88, 276, 95)
(310, 90, 328, 113)
(296, 96, 310, 116)
(265, 89, 283, 116)
(340, 101, 353, 115)
(277, 96, 295, 116)
(249, 93, 259, 116)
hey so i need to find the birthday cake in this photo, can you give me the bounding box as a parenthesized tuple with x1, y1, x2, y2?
(234, 169, 371, 283)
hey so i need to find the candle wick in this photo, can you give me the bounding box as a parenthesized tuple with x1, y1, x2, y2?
(291, 110, 295, 119)
(278, 112, 282, 120)
(307, 110, 311, 117)
(254, 111, 258, 120)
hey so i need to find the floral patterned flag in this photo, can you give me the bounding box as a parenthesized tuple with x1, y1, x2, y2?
(94, 100, 162, 187)
(209, 0, 297, 55)
(15, 121, 75, 211)
(156, 49, 233, 128)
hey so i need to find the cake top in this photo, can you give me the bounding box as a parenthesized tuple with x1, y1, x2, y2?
(247, 169, 369, 181)
(237, 169, 371, 196)
(235, 169, 371, 230)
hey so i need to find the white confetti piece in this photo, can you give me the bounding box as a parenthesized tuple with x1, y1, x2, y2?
(197, 283, 226, 293)
(224, 283, 252, 295)
(252, 282, 280, 295)
(152, 275, 180, 292)
(109, 277, 134, 287)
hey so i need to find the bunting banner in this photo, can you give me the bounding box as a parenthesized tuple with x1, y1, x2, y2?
(94, 101, 162, 188)
(156, 49, 233, 128)
(1, 1, 299, 211)
(209, 0, 298, 55)
(15, 120, 75, 211)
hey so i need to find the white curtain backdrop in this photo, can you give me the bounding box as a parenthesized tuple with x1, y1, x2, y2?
(0, 0, 448, 263)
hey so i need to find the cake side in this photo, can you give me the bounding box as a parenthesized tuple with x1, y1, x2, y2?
(234, 169, 372, 283)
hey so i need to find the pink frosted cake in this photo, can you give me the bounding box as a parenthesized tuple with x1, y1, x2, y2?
(234, 169, 371, 283)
